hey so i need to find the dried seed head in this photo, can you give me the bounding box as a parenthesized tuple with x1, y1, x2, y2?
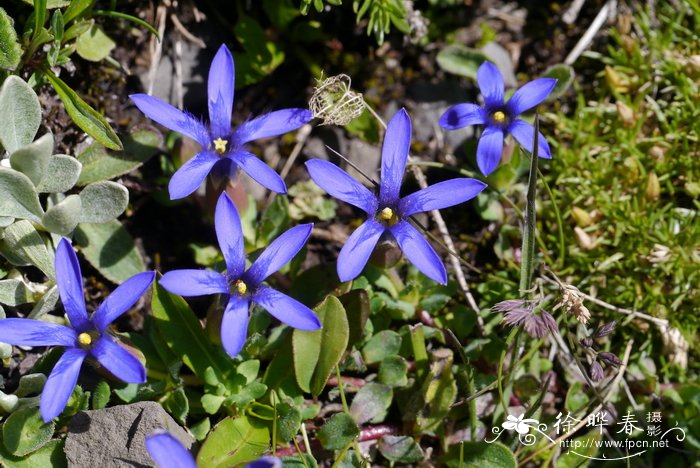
(598, 352, 622, 367)
(590, 360, 605, 382)
(580, 337, 594, 348)
(594, 321, 617, 338)
(309, 74, 365, 126)
(561, 288, 591, 324)
(492, 299, 528, 313)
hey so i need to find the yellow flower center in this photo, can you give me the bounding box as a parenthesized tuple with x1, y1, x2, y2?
(492, 111, 506, 123)
(213, 137, 228, 154)
(380, 207, 394, 221)
(78, 332, 92, 347)
(236, 280, 248, 295)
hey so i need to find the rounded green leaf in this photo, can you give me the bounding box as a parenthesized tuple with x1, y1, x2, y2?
(73, 220, 145, 284)
(317, 413, 359, 451)
(378, 355, 408, 387)
(349, 382, 393, 424)
(436, 44, 490, 80)
(362, 330, 402, 365)
(446, 441, 517, 468)
(10, 133, 54, 186)
(378, 435, 424, 463)
(2, 406, 55, 457)
(42, 194, 81, 235)
(36, 154, 82, 193)
(78, 181, 128, 223)
(0, 77, 40, 152)
(75, 24, 116, 62)
(542, 64, 575, 100)
(196, 416, 269, 468)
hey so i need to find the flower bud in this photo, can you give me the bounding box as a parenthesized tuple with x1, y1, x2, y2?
(571, 207, 593, 227)
(645, 172, 660, 201)
(598, 352, 622, 367)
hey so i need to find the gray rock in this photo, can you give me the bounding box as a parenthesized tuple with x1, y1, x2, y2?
(64, 401, 194, 468)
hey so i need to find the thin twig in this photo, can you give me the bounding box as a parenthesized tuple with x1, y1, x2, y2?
(147, 5, 168, 95)
(562, 0, 588, 24)
(169, 12, 206, 48)
(365, 103, 485, 334)
(265, 124, 313, 207)
(564, 0, 617, 65)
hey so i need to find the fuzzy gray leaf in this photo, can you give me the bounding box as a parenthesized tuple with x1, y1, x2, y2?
(10, 133, 54, 185)
(0, 167, 44, 222)
(36, 154, 82, 193)
(42, 194, 81, 235)
(0, 220, 54, 278)
(0, 76, 41, 153)
(78, 181, 128, 223)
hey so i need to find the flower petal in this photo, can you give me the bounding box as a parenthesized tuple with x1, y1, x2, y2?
(40, 348, 87, 422)
(438, 103, 487, 130)
(508, 119, 552, 159)
(91, 336, 146, 383)
(506, 78, 557, 116)
(0, 318, 76, 346)
(208, 45, 235, 137)
(55, 238, 90, 331)
(476, 126, 504, 176)
(379, 108, 411, 205)
(305, 159, 378, 216)
(230, 151, 286, 194)
(245, 224, 313, 286)
(130, 94, 208, 145)
(235, 109, 313, 145)
(93, 271, 155, 332)
(146, 433, 197, 468)
(168, 151, 219, 200)
(337, 219, 385, 282)
(390, 221, 447, 284)
(246, 457, 283, 468)
(477, 61, 505, 108)
(159, 270, 229, 297)
(220, 295, 250, 357)
(399, 178, 487, 217)
(252, 286, 321, 331)
(215, 192, 246, 277)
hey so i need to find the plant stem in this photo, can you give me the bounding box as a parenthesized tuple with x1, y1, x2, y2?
(519, 114, 540, 293)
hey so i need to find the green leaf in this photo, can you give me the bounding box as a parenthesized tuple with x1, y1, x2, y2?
(91, 380, 110, 410)
(62, 0, 95, 23)
(378, 435, 424, 463)
(2, 406, 55, 456)
(444, 441, 517, 468)
(436, 44, 489, 79)
(9, 133, 54, 186)
(339, 288, 370, 348)
(317, 413, 359, 451)
(556, 431, 601, 468)
(362, 330, 402, 365)
(196, 416, 269, 467)
(78, 181, 128, 223)
(150, 282, 231, 382)
(75, 24, 115, 61)
(74, 220, 145, 284)
(76, 129, 161, 185)
(0, 220, 54, 278)
(19, 0, 68, 8)
(349, 382, 392, 424)
(0, 168, 43, 222)
(0, 438, 66, 468)
(0, 279, 33, 306)
(564, 381, 589, 414)
(255, 195, 290, 248)
(378, 355, 408, 387)
(0, 76, 41, 153)
(275, 401, 302, 442)
(542, 64, 575, 100)
(0, 8, 22, 71)
(42, 194, 81, 235)
(163, 387, 189, 425)
(43, 67, 122, 150)
(36, 154, 82, 193)
(293, 296, 349, 397)
(29, 285, 58, 319)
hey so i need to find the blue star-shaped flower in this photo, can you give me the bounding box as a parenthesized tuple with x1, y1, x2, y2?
(0, 239, 155, 422)
(145, 431, 281, 468)
(306, 108, 486, 284)
(160, 192, 321, 357)
(439, 61, 557, 176)
(131, 44, 312, 199)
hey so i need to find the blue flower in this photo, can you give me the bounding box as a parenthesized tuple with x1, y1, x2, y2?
(306, 108, 486, 284)
(130, 44, 312, 200)
(145, 431, 282, 468)
(439, 61, 557, 176)
(0, 239, 155, 422)
(160, 192, 321, 357)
